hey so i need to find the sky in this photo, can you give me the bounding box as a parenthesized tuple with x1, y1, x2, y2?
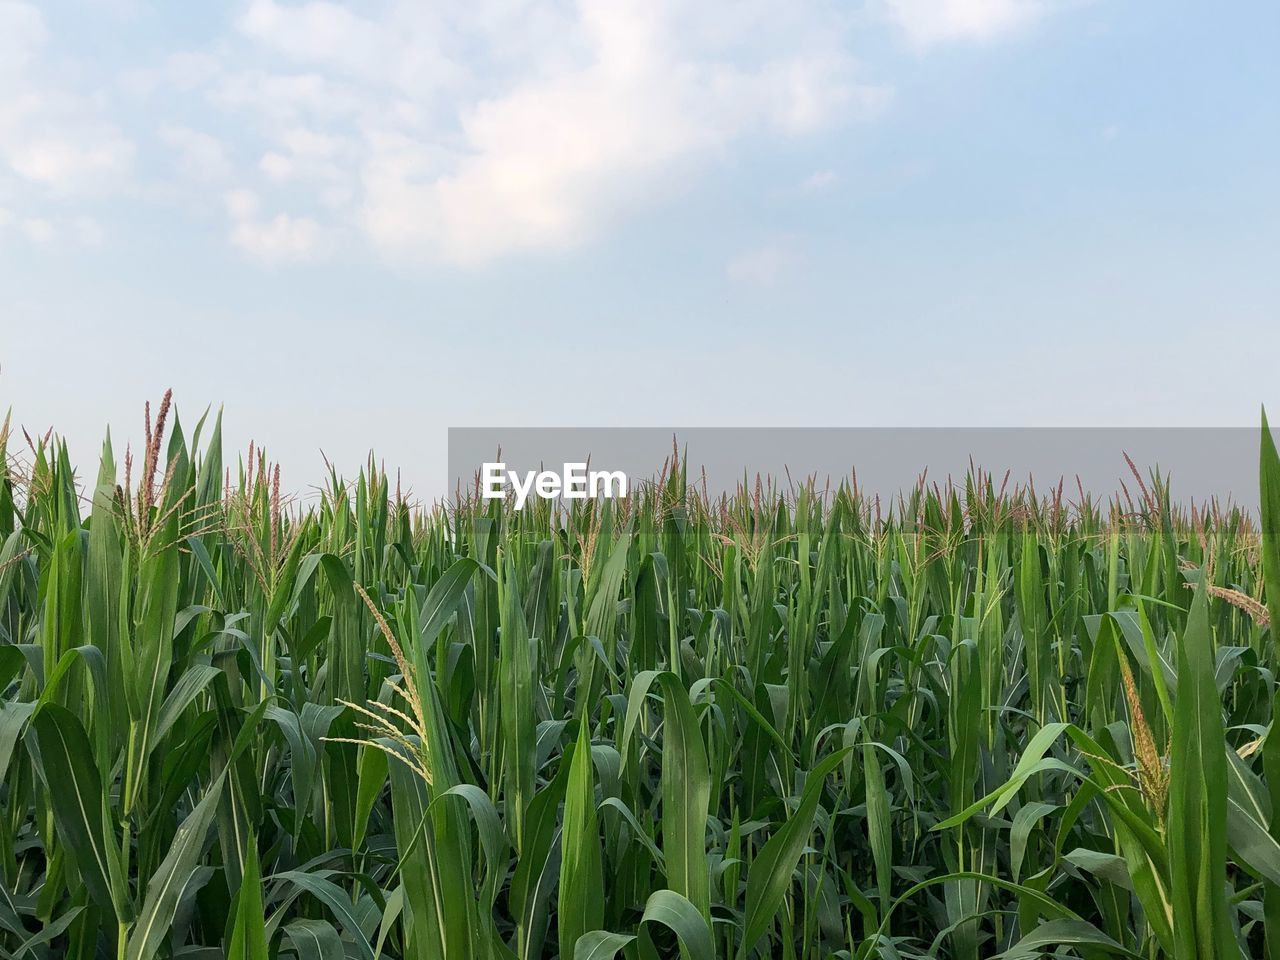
(1, 0, 1277, 501)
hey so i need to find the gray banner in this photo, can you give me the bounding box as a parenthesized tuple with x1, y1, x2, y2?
(448, 427, 1265, 513)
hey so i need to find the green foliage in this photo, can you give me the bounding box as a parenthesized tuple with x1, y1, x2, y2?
(0, 401, 1278, 959)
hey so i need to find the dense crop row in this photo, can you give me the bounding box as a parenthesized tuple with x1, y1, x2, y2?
(2, 400, 1280, 959)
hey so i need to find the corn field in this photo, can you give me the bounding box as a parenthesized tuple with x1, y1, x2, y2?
(3, 400, 1280, 960)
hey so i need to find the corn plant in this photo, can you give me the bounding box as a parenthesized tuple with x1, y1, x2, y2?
(0, 398, 1278, 959)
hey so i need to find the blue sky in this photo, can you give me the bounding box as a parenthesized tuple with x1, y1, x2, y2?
(1, 0, 1277, 498)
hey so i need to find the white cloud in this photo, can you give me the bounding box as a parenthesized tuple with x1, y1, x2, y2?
(160, 125, 231, 182)
(72, 215, 104, 245)
(224, 187, 259, 221)
(727, 239, 797, 287)
(881, 0, 1053, 48)
(0, 0, 1071, 264)
(0, 1, 133, 249)
(220, 0, 887, 265)
(802, 169, 839, 191)
(0, 0, 47, 71)
(224, 187, 328, 262)
(0, 210, 106, 247)
(260, 152, 293, 180)
(2, 213, 105, 247)
(84, 0, 143, 16)
(22, 217, 55, 244)
(237, 0, 404, 81)
(0, 2, 135, 196)
(6, 134, 133, 190)
(210, 69, 365, 123)
(258, 127, 344, 185)
(121, 51, 222, 97)
(230, 213, 327, 261)
(0, 211, 103, 248)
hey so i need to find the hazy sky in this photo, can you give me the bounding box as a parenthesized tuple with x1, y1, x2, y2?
(1, 0, 1277, 500)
